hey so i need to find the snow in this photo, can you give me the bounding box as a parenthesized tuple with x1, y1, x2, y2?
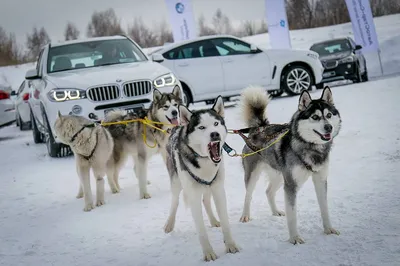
(1, 14, 400, 90)
(1, 74, 400, 266)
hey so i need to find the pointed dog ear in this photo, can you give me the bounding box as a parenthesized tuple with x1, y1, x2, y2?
(212, 96, 224, 118)
(298, 90, 312, 111)
(153, 89, 162, 102)
(321, 86, 334, 105)
(179, 105, 192, 125)
(172, 86, 182, 100)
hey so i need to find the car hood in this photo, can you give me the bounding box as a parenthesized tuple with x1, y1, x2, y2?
(319, 51, 352, 61)
(46, 61, 170, 89)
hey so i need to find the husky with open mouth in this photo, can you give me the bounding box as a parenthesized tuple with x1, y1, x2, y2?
(164, 96, 240, 261)
(239, 85, 342, 244)
(102, 86, 182, 199)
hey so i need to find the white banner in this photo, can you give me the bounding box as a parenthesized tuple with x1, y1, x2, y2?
(265, 0, 291, 49)
(164, 0, 197, 43)
(345, 0, 380, 52)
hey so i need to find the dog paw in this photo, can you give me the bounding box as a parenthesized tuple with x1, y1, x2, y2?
(164, 220, 175, 233)
(210, 220, 220, 227)
(76, 193, 83, 199)
(324, 227, 340, 235)
(96, 199, 105, 207)
(83, 203, 95, 212)
(140, 193, 151, 199)
(272, 210, 285, 216)
(203, 250, 218, 261)
(225, 242, 240, 254)
(111, 187, 120, 194)
(289, 235, 305, 245)
(239, 215, 250, 223)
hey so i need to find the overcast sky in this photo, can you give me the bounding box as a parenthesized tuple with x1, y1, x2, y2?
(0, 0, 266, 45)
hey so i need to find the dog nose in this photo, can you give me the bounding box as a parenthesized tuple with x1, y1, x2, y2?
(171, 110, 178, 117)
(324, 124, 333, 133)
(210, 131, 220, 141)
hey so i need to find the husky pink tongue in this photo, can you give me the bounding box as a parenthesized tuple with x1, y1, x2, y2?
(209, 142, 221, 161)
(169, 118, 179, 125)
(323, 133, 331, 140)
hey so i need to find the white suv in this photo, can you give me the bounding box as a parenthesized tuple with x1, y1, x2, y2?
(26, 35, 182, 157)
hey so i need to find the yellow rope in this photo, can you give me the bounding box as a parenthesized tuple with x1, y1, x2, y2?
(230, 130, 289, 158)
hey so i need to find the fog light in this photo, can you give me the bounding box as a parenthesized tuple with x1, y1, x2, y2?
(71, 105, 82, 115)
(347, 64, 351, 68)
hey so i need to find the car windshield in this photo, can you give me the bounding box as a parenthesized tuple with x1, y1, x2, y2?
(310, 39, 352, 56)
(47, 38, 148, 73)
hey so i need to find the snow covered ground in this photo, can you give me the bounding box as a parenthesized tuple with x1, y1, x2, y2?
(1, 75, 400, 266)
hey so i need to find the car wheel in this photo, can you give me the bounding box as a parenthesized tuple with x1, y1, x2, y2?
(182, 88, 191, 107)
(19, 115, 31, 131)
(362, 69, 369, 82)
(352, 63, 363, 83)
(42, 109, 72, 158)
(282, 65, 313, 96)
(31, 111, 45, 143)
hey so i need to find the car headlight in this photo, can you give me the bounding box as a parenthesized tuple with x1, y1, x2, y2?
(47, 88, 87, 102)
(307, 53, 319, 59)
(339, 56, 354, 64)
(153, 73, 176, 88)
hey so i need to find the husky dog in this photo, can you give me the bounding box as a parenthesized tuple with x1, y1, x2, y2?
(102, 86, 182, 199)
(54, 112, 114, 211)
(239, 86, 342, 244)
(164, 96, 240, 261)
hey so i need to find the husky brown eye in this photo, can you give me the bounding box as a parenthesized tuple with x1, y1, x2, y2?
(312, 115, 320, 120)
(163, 105, 169, 109)
(214, 122, 219, 126)
(326, 113, 332, 118)
(199, 126, 205, 130)
(173, 103, 178, 107)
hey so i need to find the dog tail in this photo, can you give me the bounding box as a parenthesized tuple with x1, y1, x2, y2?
(103, 110, 127, 122)
(240, 85, 271, 127)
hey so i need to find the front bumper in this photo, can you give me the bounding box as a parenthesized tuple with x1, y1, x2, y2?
(320, 61, 358, 83)
(45, 84, 180, 143)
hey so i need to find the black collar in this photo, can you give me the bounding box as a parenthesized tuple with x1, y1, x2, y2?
(292, 150, 317, 173)
(180, 158, 218, 186)
(70, 124, 96, 142)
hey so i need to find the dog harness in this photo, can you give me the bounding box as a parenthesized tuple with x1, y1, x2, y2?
(70, 124, 98, 161)
(181, 161, 219, 186)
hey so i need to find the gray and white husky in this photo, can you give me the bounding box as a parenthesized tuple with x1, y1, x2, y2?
(164, 96, 240, 261)
(239, 85, 342, 244)
(54, 112, 114, 212)
(102, 86, 182, 199)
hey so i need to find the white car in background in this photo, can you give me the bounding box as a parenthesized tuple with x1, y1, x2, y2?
(26, 35, 183, 157)
(0, 85, 16, 128)
(14, 79, 33, 130)
(149, 35, 324, 105)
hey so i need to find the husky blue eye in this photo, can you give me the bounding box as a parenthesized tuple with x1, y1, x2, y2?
(312, 115, 320, 120)
(214, 122, 219, 126)
(199, 126, 205, 130)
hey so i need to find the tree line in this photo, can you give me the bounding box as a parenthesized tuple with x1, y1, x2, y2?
(0, 0, 399, 67)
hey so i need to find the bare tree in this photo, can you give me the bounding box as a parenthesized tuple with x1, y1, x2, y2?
(212, 9, 233, 35)
(127, 18, 158, 48)
(198, 14, 216, 36)
(156, 20, 173, 45)
(26, 26, 50, 60)
(64, 22, 80, 41)
(256, 20, 268, 34)
(0, 27, 25, 66)
(86, 8, 124, 37)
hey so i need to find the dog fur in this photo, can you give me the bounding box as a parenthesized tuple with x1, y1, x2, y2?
(163, 96, 240, 261)
(239, 85, 342, 244)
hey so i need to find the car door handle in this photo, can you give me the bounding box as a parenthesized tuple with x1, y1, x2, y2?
(222, 58, 233, 63)
(177, 62, 189, 67)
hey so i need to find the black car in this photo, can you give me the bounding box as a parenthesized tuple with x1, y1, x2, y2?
(310, 37, 368, 88)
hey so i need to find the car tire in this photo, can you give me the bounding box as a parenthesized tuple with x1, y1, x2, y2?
(42, 109, 72, 158)
(31, 111, 45, 143)
(18, 115, 31, 131)
(182, 87, 192, 107)
(282, 65, 314, 96)
(352, 62, 363, 83)
(362, 69, 369, 82)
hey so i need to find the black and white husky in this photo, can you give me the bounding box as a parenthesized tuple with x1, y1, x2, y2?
(239, 85, 342, 244)
(163, 96, 240, 261)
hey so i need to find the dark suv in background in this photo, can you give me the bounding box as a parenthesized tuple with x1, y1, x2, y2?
(310, 37, 368, 88)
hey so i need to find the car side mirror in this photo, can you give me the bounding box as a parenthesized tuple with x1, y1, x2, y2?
(355, 44, 362, 50)
(250, 44, 258, 53)
(25, 69, 40, 80)
(152, 53, 164, 63)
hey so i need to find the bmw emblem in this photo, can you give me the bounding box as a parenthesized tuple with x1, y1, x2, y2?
(116, 79, 122, 82)
(175, 2, 184, 14)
